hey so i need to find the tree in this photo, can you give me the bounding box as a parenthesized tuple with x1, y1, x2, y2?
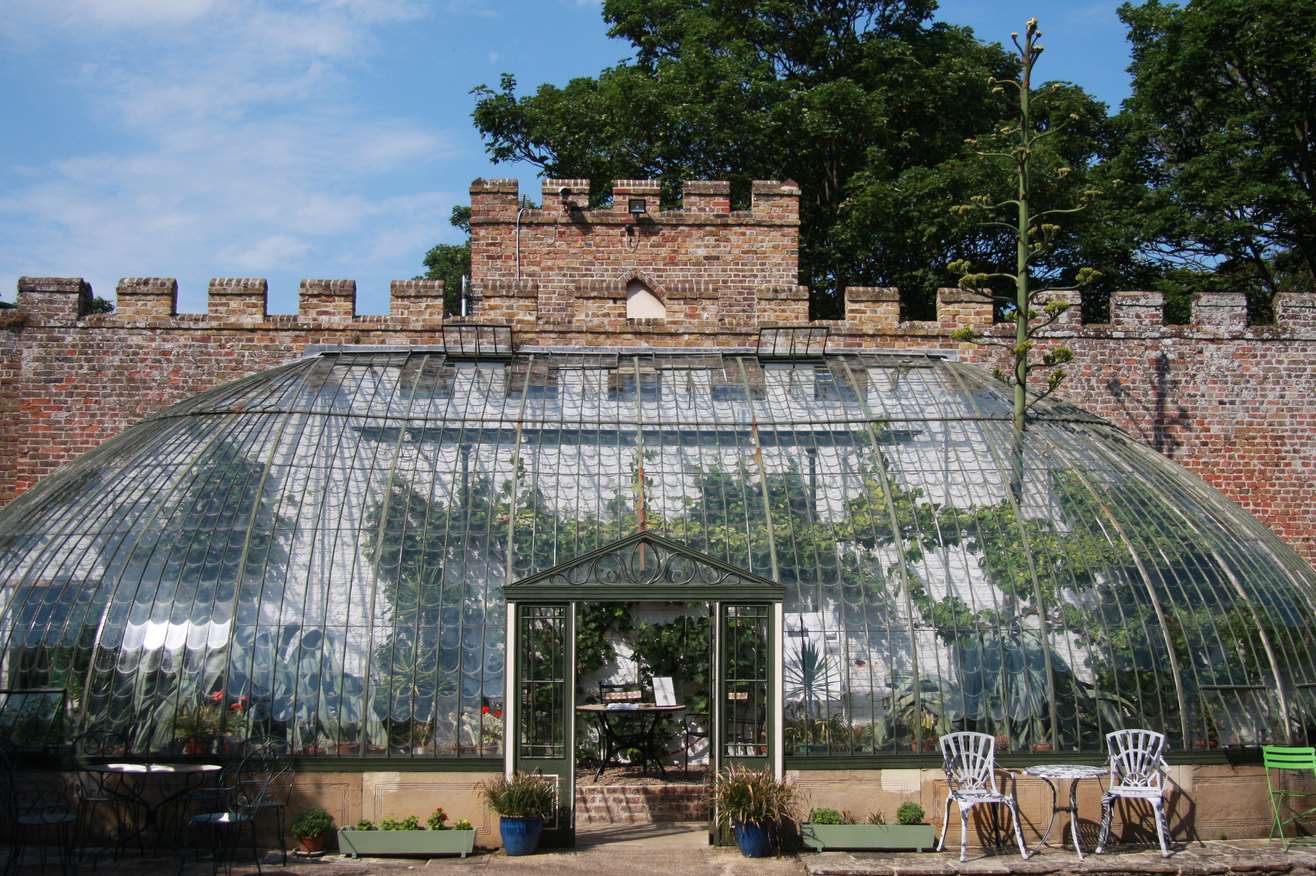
(1117, 0, 1316, 320)
(947, 18, 1101, 430)
(420, 205, 472, 316)
(468, 1, 1120, 317)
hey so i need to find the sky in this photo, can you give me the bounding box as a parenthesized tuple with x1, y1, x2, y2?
(0, 1, 1135, 315)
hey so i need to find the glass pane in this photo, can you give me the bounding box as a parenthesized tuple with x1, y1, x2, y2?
(519, 605, 565, 759)
(724, 604, 769, 757)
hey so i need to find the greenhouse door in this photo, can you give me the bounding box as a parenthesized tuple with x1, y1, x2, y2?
(505, 532, 785, 848)
(507, 602, 575, 848)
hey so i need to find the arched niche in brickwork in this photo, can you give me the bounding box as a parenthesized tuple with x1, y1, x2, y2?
(626, 278, 666, 319)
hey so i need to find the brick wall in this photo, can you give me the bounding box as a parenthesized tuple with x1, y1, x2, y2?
(2, 179, 1314, 571)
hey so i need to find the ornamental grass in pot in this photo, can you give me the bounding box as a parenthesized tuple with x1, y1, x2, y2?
(711, 765, 800, 857)
(478, 772, 556, 856)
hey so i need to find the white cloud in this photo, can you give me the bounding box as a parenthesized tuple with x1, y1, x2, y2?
(0, 0, 463, 312)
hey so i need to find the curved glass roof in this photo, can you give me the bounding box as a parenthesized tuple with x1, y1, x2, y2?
(0, 348, 1313, 758)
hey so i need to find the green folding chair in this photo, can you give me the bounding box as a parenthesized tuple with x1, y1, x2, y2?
(1263, 745, 1316, 849)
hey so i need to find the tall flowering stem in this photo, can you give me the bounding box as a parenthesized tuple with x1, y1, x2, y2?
(949, 17, 1100, 431)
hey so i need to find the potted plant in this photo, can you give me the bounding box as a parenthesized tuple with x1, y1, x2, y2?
(802, 803, 936, 851)
(711, 765, 799, 857)
(337, 808, 477, 858)
(291, 807, 336, 854)
(478, 772, 556, 856)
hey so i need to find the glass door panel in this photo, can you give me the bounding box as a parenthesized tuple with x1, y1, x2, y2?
(515, 603, 574, 847)
(720, 603, 771, 768)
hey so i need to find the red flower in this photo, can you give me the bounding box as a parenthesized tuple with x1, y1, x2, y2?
(481, 705, 490, 714)
(230, 702, 245, 712)
(209, 691, 223, 703)
(493, 710, 502, 719)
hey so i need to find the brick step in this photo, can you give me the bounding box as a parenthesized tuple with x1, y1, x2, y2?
(575, 783, 710, 825)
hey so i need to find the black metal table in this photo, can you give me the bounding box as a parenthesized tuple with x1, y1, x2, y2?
(84, 762, 222, 854)
(577, 703, 685, 781)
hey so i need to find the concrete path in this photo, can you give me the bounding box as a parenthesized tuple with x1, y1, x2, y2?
(16, 832, 1316, 875)
(801, 839, 1316, 876)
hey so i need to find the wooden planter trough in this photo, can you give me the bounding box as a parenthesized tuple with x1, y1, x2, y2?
(337, 827, 476, 858)
(801, 823, 937, 852)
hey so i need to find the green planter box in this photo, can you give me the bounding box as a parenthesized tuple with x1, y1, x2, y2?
(801, 823, 936, 852)
(337, 828, 476, 858)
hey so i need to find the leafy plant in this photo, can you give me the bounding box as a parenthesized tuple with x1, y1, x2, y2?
(896, 802, 925, 826)
(807, 807, 848, 825)
(711, 765, 800, 832)
(380, 815, 423, 831)
(478, 772, 556, 819)
(866, 811, 886, 825)
(354, 819, 377, 831)
(427, 807, 450, 831)
(291, 807, 335, 839)
(453, 818, 473, 831)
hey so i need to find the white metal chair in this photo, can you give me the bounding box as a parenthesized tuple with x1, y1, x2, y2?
(1095, 729, 1171, 858)
(936, 732, 1029, 862)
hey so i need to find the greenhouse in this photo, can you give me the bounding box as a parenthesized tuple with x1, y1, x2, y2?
(1, 342, 1314, 790)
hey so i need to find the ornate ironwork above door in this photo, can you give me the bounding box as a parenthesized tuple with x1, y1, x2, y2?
(506, 531, 784, 602)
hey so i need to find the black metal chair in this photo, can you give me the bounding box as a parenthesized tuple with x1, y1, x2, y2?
(0, 742, 78, 875)
(71, 727, 133, 866)
(599, 681, 646, 704)
(178, 764, 284, 876)
(239, 740, 293, 866)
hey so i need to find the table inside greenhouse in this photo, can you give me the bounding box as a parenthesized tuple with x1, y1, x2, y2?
(1022, 763, 1108, 859)
(577, 704, 685, 780)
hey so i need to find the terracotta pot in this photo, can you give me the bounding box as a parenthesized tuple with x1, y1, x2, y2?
(1031, 742, 1053, 753)
(298, 834, 327, 854)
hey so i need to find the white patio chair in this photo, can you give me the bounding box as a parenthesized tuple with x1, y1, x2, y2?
(1095, 729, 1171, 858)
(936, 731, 1029, 862)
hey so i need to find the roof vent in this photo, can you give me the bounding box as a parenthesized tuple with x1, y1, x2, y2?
(442, 323, 514, 359)
(756, 325, 828, 360)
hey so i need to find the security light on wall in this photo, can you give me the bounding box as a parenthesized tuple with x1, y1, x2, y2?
(628, 198, 648, 216)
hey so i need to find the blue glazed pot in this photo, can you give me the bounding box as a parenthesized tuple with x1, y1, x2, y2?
(733, 822, 773, 858)
(500, 816, 543, 856)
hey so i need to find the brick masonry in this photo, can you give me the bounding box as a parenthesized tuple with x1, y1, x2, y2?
(575, 782, 709, 825)
(2, 178, 1315, 570)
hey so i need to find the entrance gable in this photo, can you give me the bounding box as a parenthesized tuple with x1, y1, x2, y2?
(506, 531, 783, 602)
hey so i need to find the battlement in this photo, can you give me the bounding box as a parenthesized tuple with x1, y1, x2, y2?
(468, 177, 799, 224)
(9, 276, 1314, 339)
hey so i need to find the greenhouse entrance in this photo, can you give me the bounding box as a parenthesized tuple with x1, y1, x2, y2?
(503, 532, 785, 847)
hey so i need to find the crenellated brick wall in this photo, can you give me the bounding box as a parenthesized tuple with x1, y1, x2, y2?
(2, 178, 1314, 570)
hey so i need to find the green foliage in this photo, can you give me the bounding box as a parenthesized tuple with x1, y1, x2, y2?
(420, 205, 471, 316)
(1117, 0, 1316, 321)
(895, 802, 925, 826)
(470, 0, 1101, 316)
(87, 296, 115, 315)
(950, 18, 1097, 427)
(291, 807, 335, 839)
(866, 811, 886, 825)
(453, 818, 474, 831)
(576, 602, 634, 676)
(632, 609, 710, 716)
(711, 765, 800, 831)
(807, 807, 848, 825)
(479, 772, 556, 818)
(381, 815, 423, 831)
(354, 819, 377, 831)
(427, 807, 450, 830)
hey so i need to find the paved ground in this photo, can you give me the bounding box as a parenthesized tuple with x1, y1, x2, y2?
(11, 830, 1316, 875)
(802, 839, 1316, 875)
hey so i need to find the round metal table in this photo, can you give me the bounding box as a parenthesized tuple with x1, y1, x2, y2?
(1022, 763, 1106, 859)
(576, 704, 685, 780)
(84, 762, 223, 852)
